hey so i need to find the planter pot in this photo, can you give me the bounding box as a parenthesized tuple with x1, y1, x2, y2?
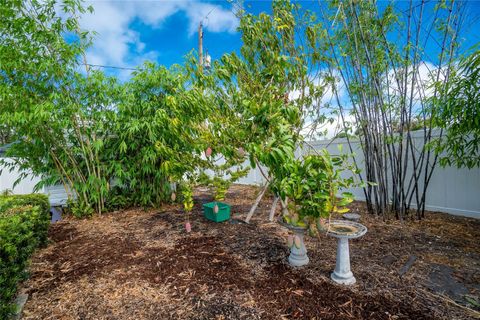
(327, 220, 367, 285)
(203, 202, 231, 222)
(278, 217, 309, 267)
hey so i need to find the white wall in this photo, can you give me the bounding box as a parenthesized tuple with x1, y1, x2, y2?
(0, 158, 68, 206)
(0, 158, 41, 194)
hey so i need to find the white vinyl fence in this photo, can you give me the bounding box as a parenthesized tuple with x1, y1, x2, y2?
(233, 133, 480, 219)
(2, 133, 479, 218)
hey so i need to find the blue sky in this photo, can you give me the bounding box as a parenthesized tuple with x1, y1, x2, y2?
(79, 0, 480, 80)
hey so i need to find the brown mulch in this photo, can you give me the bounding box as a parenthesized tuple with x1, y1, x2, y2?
(19, 185, 480, 320)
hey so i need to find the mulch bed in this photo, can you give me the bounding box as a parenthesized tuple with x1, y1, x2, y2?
(19, 185, 480, 319)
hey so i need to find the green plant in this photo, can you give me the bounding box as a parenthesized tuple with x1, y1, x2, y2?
(67, 200, 95, 219)
(209, 177, 229, 215)
(212, 177, 229, 202)
(202, 1, 327, 222)
(199, 157, 249, 204)
(275, 150, 356, 235)
(431, 49, 480, 169)
(0, 194, 50, 217)
(114, 61, 213, 209)
(104, 186, 132, 211)
(0, 189, 13, 196)
(181, 184, 194, 232)
(0, 195, 50, 318)
(316, 0, 465, 219)
(0, 0, 123, 215)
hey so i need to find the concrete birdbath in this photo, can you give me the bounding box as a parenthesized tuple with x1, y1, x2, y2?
(327, 220, 367, 285)
(278, 218, 309, 267)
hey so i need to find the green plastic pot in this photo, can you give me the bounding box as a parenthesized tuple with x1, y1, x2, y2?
(203, 201, 231, 222)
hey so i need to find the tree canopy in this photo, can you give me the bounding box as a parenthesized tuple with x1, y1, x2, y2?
(0, 0, 478, 221)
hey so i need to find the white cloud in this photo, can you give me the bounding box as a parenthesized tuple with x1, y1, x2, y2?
(135, 2, 182, 27)
(301, 113, 356, 139)
(183, 2, 238, 35)
(288, 70, 350, 139)
(79, 0, 239, 78)
(385, 61, 447, 101)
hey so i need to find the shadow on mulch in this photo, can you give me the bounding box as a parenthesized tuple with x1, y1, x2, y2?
(128, 234, 433, 320)
(30, 224, 143, 295)
(48, 223, 79, 243)
(19, 185, 480, 320)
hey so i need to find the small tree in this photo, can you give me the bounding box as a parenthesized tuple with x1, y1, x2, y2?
(208, 0, 326, 221)
(112, 62, 202, 207)
(275, 150, 356, 235)
(0, 0, 125, 215)
(314, 0, 466, 219)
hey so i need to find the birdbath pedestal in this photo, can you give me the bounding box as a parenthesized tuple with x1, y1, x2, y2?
(278, 218, 309, 267)
(327, 220, 367, 285)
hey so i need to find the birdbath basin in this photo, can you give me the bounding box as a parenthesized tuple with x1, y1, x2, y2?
(278, 217, 309, 267)
(327, 220, 367, 285)
(342, 213, 361, 222)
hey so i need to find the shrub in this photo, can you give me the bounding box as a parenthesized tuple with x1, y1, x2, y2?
(66, 199, 94, 219)
(0, 195, 50, 318)
(104, 186, 133, 212)
(0, 194, 50, 215)
(275, 150, 357, 235)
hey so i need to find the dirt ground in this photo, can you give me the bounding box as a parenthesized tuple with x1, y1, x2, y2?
(19, 185, 480, 320)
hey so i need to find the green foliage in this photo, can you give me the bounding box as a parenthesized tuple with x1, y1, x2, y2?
(181, 184, 194, 213)
(0, 0, 348, 223)
(316, 0, 465, 219)
(0, 196, 50, 318)
(0, 194, 50, 217)
(0, 0, 247, 217)
(205, 0, 325, 193)
(104, 186, 133, 212)
(5, 70, 121, 215)
(432, 49, 480, 169)
(112, 61, 212, 208)
(65, 199, 95, 219)
(198, 151, 249, 203)
(212, 178, 229, 202)
(0, 0, 120, 214)
(200, 1, 357, 229)
(276, 151, 355, 232)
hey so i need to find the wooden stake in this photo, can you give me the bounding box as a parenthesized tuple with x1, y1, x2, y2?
(280, 197, 289, 216)
(269, 196, 279, 221)
(245, 183, 269, 223)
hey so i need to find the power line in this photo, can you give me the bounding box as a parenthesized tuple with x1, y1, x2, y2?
(204, 7, 216, 23)
(83, 63, 137, 71)
(83, 4, 216, 74)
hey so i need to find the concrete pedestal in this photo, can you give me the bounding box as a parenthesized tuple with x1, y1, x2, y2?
(331, 237, 356, 285)
(278, 217, 309, 267)
(327, 220, 367, 286)
(288, 230, 309, 267)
